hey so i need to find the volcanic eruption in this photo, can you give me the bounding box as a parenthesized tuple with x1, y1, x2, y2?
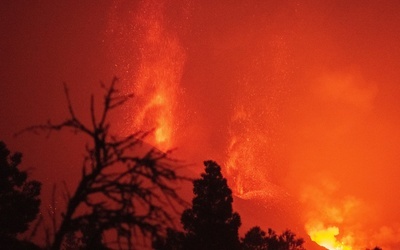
(106, 1, 400, 249)
(2, 0, 397, 249)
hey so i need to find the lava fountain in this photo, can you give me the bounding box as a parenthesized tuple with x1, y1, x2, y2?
(130, 3, 185, 150)
(224, 33, 292, 200)
(108, 0, 186, 151)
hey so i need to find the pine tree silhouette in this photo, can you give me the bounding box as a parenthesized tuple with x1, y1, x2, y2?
(159, 160, 241, 250)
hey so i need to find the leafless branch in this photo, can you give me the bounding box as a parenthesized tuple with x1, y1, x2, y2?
(21, 78, 189, 250)
(27, 214, 43, 241)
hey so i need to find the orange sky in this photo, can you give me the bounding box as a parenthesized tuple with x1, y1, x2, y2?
(2, 1, 400, 249)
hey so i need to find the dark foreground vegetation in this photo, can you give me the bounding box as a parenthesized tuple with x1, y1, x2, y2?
(1, 79, 382, 249)
(154, 160, 304, 250)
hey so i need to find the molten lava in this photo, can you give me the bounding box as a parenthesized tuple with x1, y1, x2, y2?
(109, 0, 185, 151)
(306, 223, 352, 250)
(131, 2, 185, 151)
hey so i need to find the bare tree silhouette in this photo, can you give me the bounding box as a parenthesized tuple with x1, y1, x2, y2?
(20, 78, 188, 249)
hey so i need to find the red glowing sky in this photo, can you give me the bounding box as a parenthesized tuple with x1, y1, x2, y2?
(2, 1, 400, 249)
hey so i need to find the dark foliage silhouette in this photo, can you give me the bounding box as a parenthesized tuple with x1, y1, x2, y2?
(21, 78, 187, 249)
(242, 226, 304, 250)
(158, 160, 241, 250)
(0, 141, 41, 249)
(241, 227, 267, 250)
(153, 228, 185, 250)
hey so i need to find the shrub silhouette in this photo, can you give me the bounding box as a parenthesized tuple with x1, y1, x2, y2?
(0, 141, 41, 249)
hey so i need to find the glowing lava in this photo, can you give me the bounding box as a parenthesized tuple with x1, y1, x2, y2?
(108, 0, 186, 151)
(225, 105, 276, 198)
(306, 222, 352, 250)
(223, 35, 290, 199)
(301, 179, 361, 250)
(131, 1, 185, 150)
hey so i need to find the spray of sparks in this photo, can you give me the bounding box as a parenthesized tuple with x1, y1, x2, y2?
(106, 1, 397, 249)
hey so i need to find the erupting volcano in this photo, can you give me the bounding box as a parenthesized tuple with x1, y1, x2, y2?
(3, 1, 400, 249)
(105, 1, 400, 249)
